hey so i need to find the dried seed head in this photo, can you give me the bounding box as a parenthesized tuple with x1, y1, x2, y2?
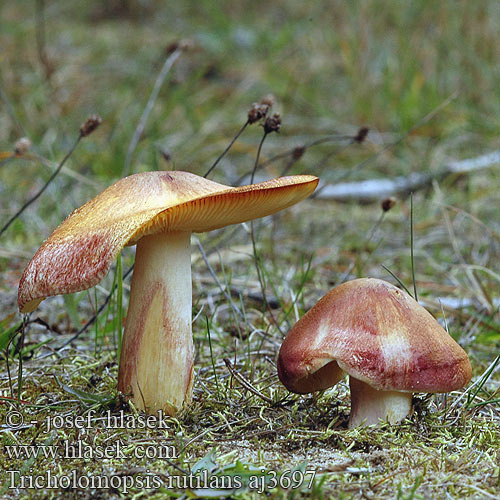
(354, 126, 370, 143)
(248, 102, 269, 124)
(381, 197, 396, 212)
(165, 39, 194, 55)
(80, 115, 102, 138)
(247, 94, 276, 125)
(263, 112, 281, 134)
(165, 41, 180, 55)
(292, 146, 306, 160)
(14, 137, 32, 156)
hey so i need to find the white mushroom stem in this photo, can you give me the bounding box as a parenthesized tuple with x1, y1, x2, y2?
(118, 231, 194, 415)
(348, 376, 412, 428)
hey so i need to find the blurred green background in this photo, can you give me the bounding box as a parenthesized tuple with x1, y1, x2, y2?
(2, 0, 500, 175)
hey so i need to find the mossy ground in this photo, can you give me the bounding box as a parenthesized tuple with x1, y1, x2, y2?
(1, 1, 500, 498)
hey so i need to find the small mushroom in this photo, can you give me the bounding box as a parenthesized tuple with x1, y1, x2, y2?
(18, 171, 318, 414)
(277, 278, 472, 427)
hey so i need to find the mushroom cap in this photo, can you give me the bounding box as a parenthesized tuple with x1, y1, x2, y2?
(278, 278, 472, 394)
(18, 171, 318, 313)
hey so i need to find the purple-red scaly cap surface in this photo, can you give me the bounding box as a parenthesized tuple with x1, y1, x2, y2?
(18, 171, 318, 313)
(278, 278, 472, 394)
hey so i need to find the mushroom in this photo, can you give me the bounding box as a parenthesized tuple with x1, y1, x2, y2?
(277, 278, 472, 427)
(18, 171, 318, 415)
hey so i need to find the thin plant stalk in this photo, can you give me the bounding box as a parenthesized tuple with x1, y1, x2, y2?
(248, 135, 285, 337)
(116, 253, 123, 361)
(466, 354, 500, 408)
(382, 264, 413, 297)
(0, 135, 82, 238)
(312, 92, 458, 198)
(235, 134, 352, 185)
(340, 210, 387, 284)
(410, 193, 418, 301)
(93, 287, 99, 356)
(35, 0, 52, 83)
(250, 133, 268, 184)
(59, 264, 135, 348)
(123, 47, 183, 176)
(17, 316, 28, 403)
(204, 120, 249, 178)
(248, 131, 280, 328)
(206, 317, 220, 399)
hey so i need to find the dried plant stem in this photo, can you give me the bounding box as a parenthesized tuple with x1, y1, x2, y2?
(340, 211, 386, 283)
(206, 318, 220, 399)
(204, 120, 249, 178)
(17, 315, 28, 403)
(249, 134, 269, 315)
(410, 193, 418, 301)
(313, 91, 458, 198)
(35, 0, 53, 83)
(382, 264, 412, 297)
(235, 134, 352, 185)
(195, 239, 243, 319)
(248, 132, 283, 333)
(123, 47, 183, 176)
(251, 133, 267, 184)
(0, 135, 82, 239)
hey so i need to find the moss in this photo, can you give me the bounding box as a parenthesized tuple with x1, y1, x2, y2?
(2, 1, 500, 498)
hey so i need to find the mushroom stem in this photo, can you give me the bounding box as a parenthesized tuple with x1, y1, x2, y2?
(349, 376, 412, 428)
(118, 231, 194, 415)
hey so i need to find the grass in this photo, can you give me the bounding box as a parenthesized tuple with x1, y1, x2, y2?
(1, 0, 500, 498)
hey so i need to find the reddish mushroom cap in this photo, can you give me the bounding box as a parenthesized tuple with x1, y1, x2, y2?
(278, 278, 472, 394)
(18, 171, 318, 313)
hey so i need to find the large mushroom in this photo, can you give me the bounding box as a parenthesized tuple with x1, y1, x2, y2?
(277, 278, 472, 427)
(18, 171, 318, 415)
